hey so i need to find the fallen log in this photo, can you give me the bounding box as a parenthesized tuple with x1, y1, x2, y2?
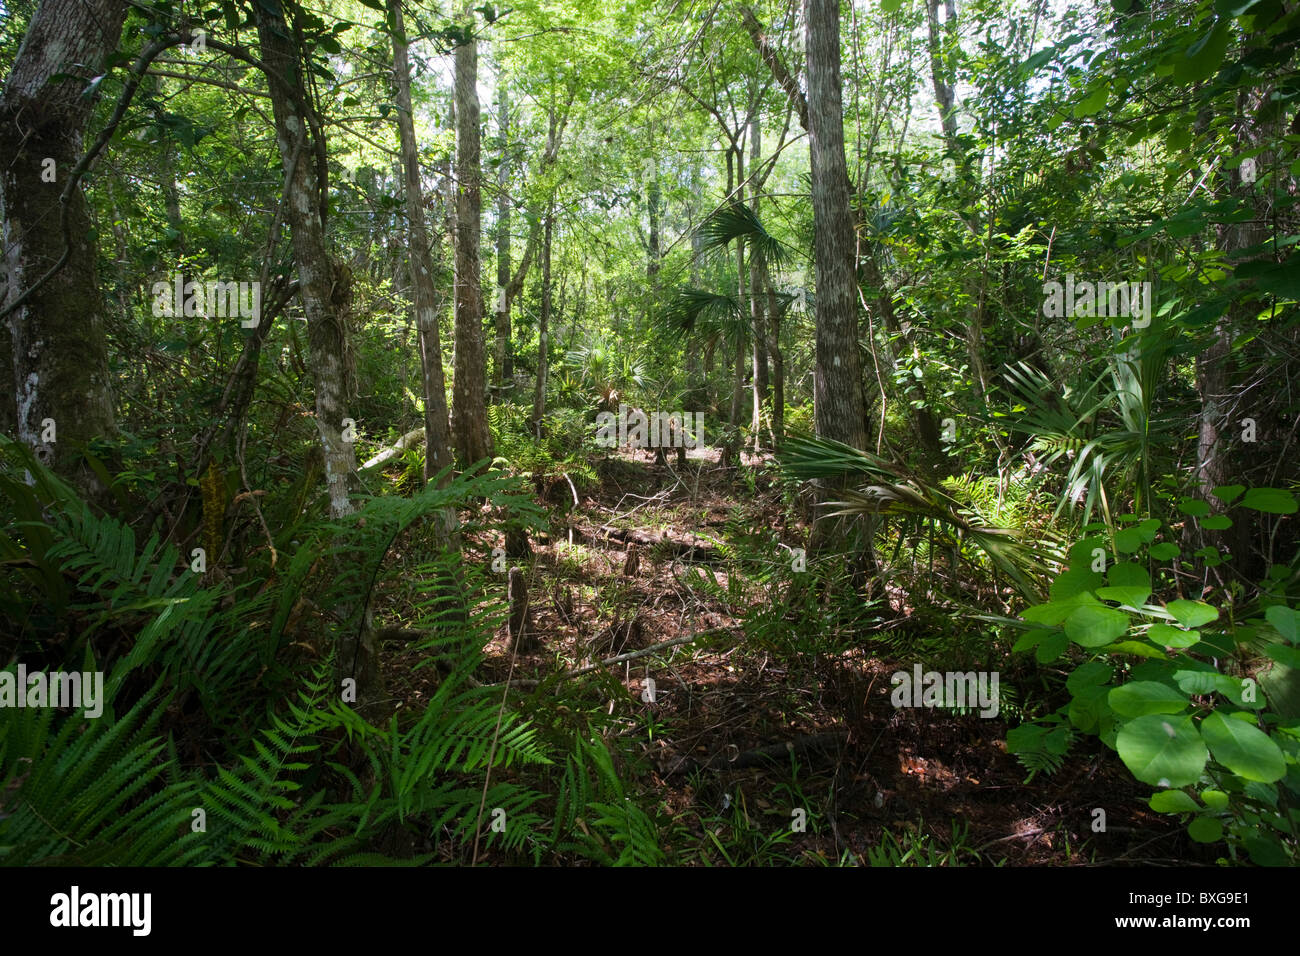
(359, 427, 426, 472)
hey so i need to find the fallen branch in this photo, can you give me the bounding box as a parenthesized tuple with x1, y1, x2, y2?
(360, 428, 426, 471)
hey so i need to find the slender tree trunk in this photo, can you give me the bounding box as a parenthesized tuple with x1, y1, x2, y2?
(451, 15, 493, 467)
(533, 206, 553, 436)
(765, 268, 784, 445)
(390, 0, 453, 485)
(256, 0, 358, 519)
(749, 112, 769, 450)
(0, 0, 126, 496)
(494, 85, 513, 390)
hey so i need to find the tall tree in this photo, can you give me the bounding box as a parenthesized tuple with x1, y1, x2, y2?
(255, 0, 359, 520)
(451, 6, 493, 467)
(389, 0, 453, 485)
(805, 0, 866, 453)
(0, 0, 127, 494)
(494, 83, 513, 390)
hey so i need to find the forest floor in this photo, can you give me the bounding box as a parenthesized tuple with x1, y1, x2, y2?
(383, 448, 1195, 866)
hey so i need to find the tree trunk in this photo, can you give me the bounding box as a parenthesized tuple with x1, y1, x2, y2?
(765, 269, 784, 445)
(390, 0, 453, 485)
(255, 1, 358, 519)
(532, 207, 553, 437)
(494, 85, 513, 391)
(806, 0, 866, 453)
(451, 14, 493, 468)
(749, 112, 769, 450)
(0, 0, 126, 497)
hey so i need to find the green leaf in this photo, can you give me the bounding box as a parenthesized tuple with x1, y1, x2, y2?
(1066, 661, 1114, 695)
(1036, 630, 1069, 663)
(1116, 715, 1208, 787)
(1177, 498, 1211, 517)
(1097, 585, 1150, 607)
(1149, 790, 1199, 813)
(1166, 599, 1218, 628)
(1073, 83, 1109, 118)
(1012, 628, 1050, 652)
(1266, 605, 1298, 643)
(1240, 488, 1298, 514)
(1114, 526, 1145, 553)
(1149, 623, 1200, 649)
(1109, 681, 1189, 717)
(1064, 604, 1131, 647)
(1200, 711, 1286, 782)
(1174, 21, 1230, 83)
(1148, 542, 1180, 560)
(1099, 640, 1168, 659)
(1199, 515, 1233, 530)
(1188, 815, 1223, 843)
(1211, 484, 1245, 503)
(1263, 643, 1300, 669)
(1200, 788, 1229, 809)
(880, 0, 904, 11)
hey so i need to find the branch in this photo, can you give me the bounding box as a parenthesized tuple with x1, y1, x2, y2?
(740, 5, 808, 132)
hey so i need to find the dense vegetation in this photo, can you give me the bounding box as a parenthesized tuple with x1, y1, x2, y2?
(1, 0, 1298, 868)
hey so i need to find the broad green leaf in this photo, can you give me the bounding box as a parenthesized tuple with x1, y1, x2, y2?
(1266, 605, 1298, 643)
(1149, 790, 1199, 813)
(1097, 585, 1150, 607)
(1174, 21, 1230, 83)
(880, 0, 904, 11)
(1116, 715, 1208, 787)
(1242, 488, 1300, 514)
(1114, 526, 1144, 553)
(1177, 498, 1211, 517)
(1200, 711, 1286, 782)
(1107, 562, 1151, 590)
(1200, 789, 1229, 810)
(1099, 640, 1168, 659)
(1067, 661, 1114, 695)
(1188, 815, 1223, 843)
(1148, 542, 1180, 560)
(1109, 681, 1189, 717)
(1211, 484, 1245, 503)
(1012, 628, 1050, 652)
(1199, 515, 1233, 530)
(1065, 604, 1131, 647)
(1073, 84, 1109, 117)
(1069, 683, 1110, 732)
(1263, 643, 1300, 669)
(1166, 599, 1218, 628)
(1149, 623, 1200, 649)
(1036, 630, 1069, 663)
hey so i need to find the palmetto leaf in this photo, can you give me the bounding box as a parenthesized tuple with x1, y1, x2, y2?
(697, 201, 791, 268)
(778, 432, 1051, 599)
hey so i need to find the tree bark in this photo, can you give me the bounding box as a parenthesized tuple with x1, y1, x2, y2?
(749, 111, 769, 449)
(0, 0, 126, 497)
(532, 206, 553, 436)
(451, 13, 493, 468)
(390, 0, 453, 485)
(806, 0, 866, 453)
(255, 0, 358, 519)
(494, 85, 513, 390)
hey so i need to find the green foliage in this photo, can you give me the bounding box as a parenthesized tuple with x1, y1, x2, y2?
(1007, 506, 1300, 865)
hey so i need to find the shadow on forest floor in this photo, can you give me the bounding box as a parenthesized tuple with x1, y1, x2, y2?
(383, 447, 1190, 865)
